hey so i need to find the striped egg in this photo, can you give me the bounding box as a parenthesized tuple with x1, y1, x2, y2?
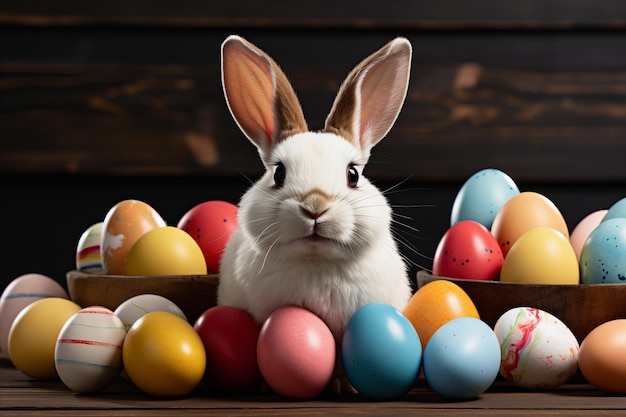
(55, 306, 127, 393)
(0, 274, 68, 359)
(76, 222, 104, 271)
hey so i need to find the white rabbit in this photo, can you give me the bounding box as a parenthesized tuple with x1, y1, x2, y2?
(218, 35, 413, 393)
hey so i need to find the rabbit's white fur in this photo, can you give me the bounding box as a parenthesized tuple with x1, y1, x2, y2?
(218, 35, 413, 392)
(218, 132, 409, 338)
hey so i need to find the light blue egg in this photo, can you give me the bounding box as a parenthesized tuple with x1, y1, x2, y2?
(450, 169, 520, 229)
(580, 218, 626, 284)
(602, 197, 626, 222)
(423, 317, 501, 400)
(342, 303, 422, 400)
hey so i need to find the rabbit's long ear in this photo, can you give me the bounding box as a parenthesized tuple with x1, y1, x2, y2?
(221, 35, 308, 159)
(324, 38, 412, 159)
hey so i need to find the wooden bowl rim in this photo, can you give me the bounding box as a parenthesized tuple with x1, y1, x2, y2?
(66, 269, 220, 284)
(417, 270, 626, 290)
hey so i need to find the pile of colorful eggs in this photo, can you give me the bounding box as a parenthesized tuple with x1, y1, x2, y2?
(76, 199, 238, 275)
(434, 168, 625, 285)
(2, 272, 625, 399)
(1, 171, 624, 400)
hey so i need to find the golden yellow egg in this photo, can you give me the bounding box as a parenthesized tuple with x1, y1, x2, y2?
(126, 226, 207, 276)
(500, 227, 579, 285)
(122, 311, 206, 397)
(8, 297, 81, 379)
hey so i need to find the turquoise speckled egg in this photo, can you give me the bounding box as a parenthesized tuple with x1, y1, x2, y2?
(580, 218, 626, 284)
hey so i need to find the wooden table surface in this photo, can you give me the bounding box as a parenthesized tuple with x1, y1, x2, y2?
(1, 360, 624, 416)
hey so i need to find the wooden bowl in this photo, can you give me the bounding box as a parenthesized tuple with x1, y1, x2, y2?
(66, 270, 220, 324)
(416, 270, 626, 342)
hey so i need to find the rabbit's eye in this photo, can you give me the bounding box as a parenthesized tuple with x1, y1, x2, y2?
(273, 162, 286, 188)
(347, 164, 359, 188)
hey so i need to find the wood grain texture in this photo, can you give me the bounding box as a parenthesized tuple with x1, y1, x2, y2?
(2, 0, 626, 29)
(1, 363, 624, 416)
(1, 3, 626, 183)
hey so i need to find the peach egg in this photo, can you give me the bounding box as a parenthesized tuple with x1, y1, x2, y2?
(578, 319, 626, 394)
(491, 192, 569, 257)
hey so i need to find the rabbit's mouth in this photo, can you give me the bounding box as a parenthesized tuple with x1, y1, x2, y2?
(304, 233, 328, 242)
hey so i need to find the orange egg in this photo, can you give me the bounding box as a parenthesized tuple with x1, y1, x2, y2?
(578, 319, 626, 394)
(101, 200, 166, 275)
(403, 280, 479, 350)
(491, 192, 569, 257)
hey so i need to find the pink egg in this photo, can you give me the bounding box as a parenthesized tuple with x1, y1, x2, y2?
(0, 274, 68, 359)
(257, 306, 335, 399)
(570, 210, 608, 260)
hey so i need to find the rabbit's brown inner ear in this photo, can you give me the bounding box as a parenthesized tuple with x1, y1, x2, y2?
(274, 70, 308, 142)
(323, 83, 357, 145)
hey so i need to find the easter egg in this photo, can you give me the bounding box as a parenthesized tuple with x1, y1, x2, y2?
(580, 218, 626, 284)
(122, 311, 206, 398)
(494, 307, 579, 389)
(403, 280, 479, 351)
(491, 192, 569, 257)
(500, 227, 579, 285)
(125, 226, 207, 276)
(55, 306, 126, 393)
(0, 273, 68, 359)
(101, 199, 166, 275)
(342, 303, 422, 400)
(578, 319, 626, 394)
(8, 297, 81, 379)
(257, 306, 335, 399)
(76, 222, 104, 271)
(423, 317, 501, 400)
(114, 294, 187, 331)
(177, 200, 238, 274)
(450, 168, 519, 229)
(602, 197, 626, 222)
(570, 210, 608, 260)
(432, 220, 503, 281)
(194, 306, 262, 392)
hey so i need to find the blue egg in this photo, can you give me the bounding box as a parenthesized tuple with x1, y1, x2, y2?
(602, 197, 626, 222)
(342, 303, 422, 400)
(580, 218, 626, 284)
(423, 317, 500, 400)
(450, 168, 519, 229)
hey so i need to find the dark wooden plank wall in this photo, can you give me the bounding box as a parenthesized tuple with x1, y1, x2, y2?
(2, 1, 626, 183)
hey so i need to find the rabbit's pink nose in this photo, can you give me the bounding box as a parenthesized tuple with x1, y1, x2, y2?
(301, 207, 328, 220)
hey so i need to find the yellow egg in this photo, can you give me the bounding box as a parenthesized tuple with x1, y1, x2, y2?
(491, 192, 569, 257)
(101, 199, 166, 275)
(500, 227, 579, 284)
(8, 297, 82, 379)
(125, 226, 207, 276)
(123, 311, 206, 398)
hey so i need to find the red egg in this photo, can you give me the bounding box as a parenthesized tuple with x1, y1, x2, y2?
(177, 201, 238, 274)
(432, 220, 503, 280)
(193, 306, 261, 392)
(257, 306, 336, 399)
